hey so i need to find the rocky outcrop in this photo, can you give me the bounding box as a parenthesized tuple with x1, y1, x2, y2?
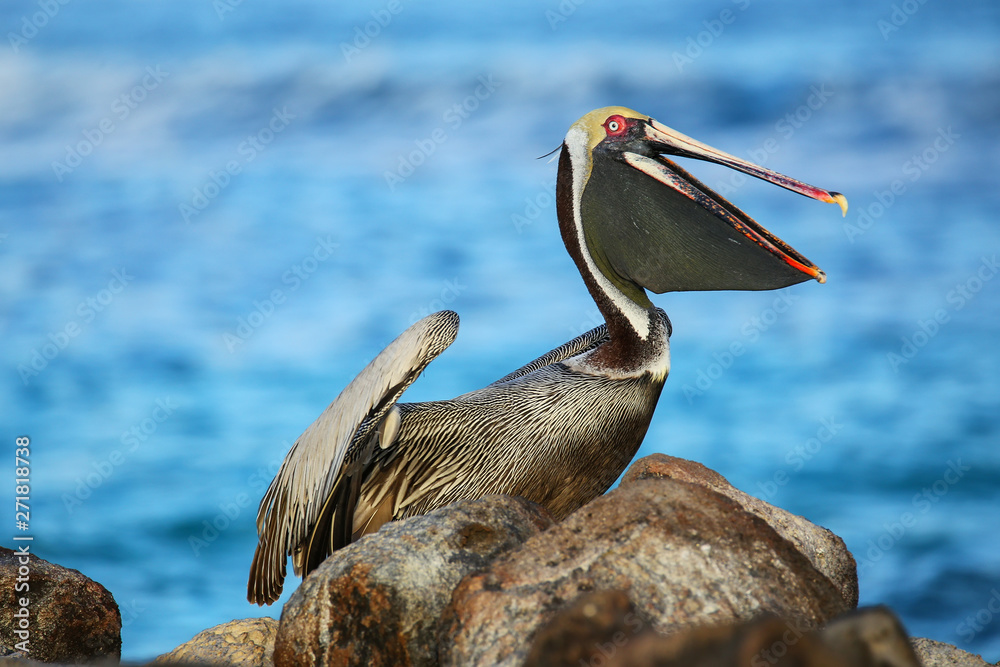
(154, 617, 278, 667)
(605, 615, 837, 667)
(273, 494, 554, 667)
(439, 476, 851, 666)
(0, 547, 121, 663)
(911, 637, 996, 666)
(622, 453, 858, 607)
(571, 605, 921, 667)
(5, 453, 992, 667)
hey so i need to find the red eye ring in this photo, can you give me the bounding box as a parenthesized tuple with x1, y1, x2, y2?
(603, 115, 628, 137)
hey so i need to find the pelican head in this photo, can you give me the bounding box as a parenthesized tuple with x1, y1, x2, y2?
(557, 106, 847, 308)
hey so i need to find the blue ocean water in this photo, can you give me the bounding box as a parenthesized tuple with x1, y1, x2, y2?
(1, 0, 999, 660)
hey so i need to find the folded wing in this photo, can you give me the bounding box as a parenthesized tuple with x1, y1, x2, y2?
(247, 310, 460, 605)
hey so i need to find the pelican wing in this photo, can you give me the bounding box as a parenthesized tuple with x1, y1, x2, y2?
(247, 310, 460, 605)
(489, 324, 608, 385)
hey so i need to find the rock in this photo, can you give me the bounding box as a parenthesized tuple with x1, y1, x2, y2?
(0, 547, 121, 663)
(0, 657, 56, 667)
(911, 637, 994, 666)
(273, 494, 554, 667)
(596, 606, 920, 666)
(606, 615, 838, 667)
(622, 454, 858, 607)
(523, 590, 647, 667)
(441, 477, 850, 667)
(819, 606, 920, 666)
(154, 618, 278, 667)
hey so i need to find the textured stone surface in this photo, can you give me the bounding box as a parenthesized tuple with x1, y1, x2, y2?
(0, 547, 121, 663)
(523, 590, 647, 667)
(273, 494, 554, 667)
(592, 606, 920, 667)
(819, 606, 920, 666)
(911, 637, 995, 666)
(441, 477, 850, 667)
(607, 615, 839, 667)
(0, 657, 63, 667)
(154, 617, 278, 667)
(622, 453, 859, 608)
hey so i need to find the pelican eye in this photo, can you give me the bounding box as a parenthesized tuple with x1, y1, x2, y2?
(603, 115, 628, 137)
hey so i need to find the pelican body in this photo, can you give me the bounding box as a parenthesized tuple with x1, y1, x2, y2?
(248, 107, 846, 605)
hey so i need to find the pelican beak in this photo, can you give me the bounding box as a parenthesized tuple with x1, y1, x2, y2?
(570, 106, 847, 295)
(640, 117, 847, 216)
(624, 117, 846, 286)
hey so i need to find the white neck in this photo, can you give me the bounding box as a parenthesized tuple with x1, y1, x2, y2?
(564, 125, 651, 340)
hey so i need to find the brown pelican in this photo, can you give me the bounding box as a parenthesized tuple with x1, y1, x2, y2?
(247, 106, 847, 605)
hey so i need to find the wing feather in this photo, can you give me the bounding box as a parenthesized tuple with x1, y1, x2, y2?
(247, 310, 459, 605)
(488, 324, 608, 386)
(487, 308, 670, 386)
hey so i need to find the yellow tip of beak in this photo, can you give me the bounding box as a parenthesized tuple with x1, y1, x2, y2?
(831, 192, 848, 217)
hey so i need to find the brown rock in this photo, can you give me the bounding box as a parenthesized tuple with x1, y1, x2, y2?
(599, 606, 919, 667)
(607, 615, 842, 667)
(523, 590, 647, 667)
(820, 606, 920, 666)
(273, 494, 554, 667)
(0, 547, 121, 663)
(0, 657, 57, 667)
(622, 454, 858, 607)
(154, 618, 278, 667)
(441, 478, 850, 667)
(911, 637, 995, 666)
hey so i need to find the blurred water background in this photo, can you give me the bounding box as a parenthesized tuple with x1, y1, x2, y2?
(1, 0, 999, 660)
